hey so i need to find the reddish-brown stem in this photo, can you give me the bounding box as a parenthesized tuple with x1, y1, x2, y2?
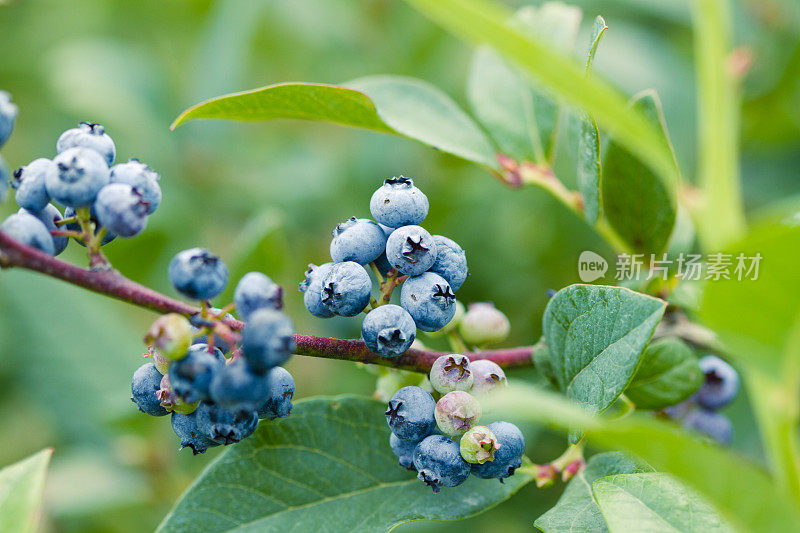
(0, 230, 535, 372)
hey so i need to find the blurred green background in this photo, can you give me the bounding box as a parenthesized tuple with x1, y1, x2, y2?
(0, 0, 797, 531)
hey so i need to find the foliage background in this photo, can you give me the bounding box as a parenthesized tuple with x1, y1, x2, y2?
(0, 0, 797, 530)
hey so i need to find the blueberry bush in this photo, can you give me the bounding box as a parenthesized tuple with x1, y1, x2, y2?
(0, 0, 799, 531)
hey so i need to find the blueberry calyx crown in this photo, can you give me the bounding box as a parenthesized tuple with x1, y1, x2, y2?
(79, 121, 105, 135)
(401, 235, 429, 263)
(299, 264, 317, 292)
(418, 470, 441, 493)
(385, 400, 404, 425)
(190, 250, 220, 268)
(384, 175, 413, 188)
(57, 158, 85, 183)
(321, 282, 338, 305)
(332, 216, 358, 237)
(443, 356, 469, 380)
(11, 167, 22, 187)
(432, 284, 456, 305)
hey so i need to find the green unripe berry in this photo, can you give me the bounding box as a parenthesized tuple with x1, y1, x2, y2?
(151, 349, 171, 375)
(459, 302, 510, 346)
(470, 359, 508, 395)
(144, 313, 193, 361)
(157, 374, 199, 415)
(429, 354, 473, 394)
(424, 300, 465, 338)
(374, 368, 432, 403)
(434, 390, 482, 437)
(460, 425, 501, 464)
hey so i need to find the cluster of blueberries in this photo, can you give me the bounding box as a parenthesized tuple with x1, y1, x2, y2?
(386, 354, 524, 493)
(132, 248, 296, 454)
(668, 355, 739, 444)
(0, 92, 17, 202)
(300, 177, 468, 357)
(1, 110, 161, 255)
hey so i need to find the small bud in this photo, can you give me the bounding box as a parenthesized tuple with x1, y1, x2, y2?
(561, 458, 586, 482)
(144, 313, 193, 361)
(424, 300, 465, 338)
(434, 391, 482, 437)
(460, 426, 501, 464)
(429, 353, 473, 394)
(535, 463, 558, 488)
(459, 302, 510, 346)
(470, 359, 508, 395)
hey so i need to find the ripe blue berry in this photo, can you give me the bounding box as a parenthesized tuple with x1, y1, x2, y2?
(12, 159, 54, 212)
(694, 355, 739, 410)
(0, 91, 18, 148)
(234, 272, 283, 322)
(413, 434, 471, 493)
(435, 391, 482, 437)
(428, 235, 467, 291)
(459, 302, 510, 346)
(63, 206, 117, 246)
(56, 122, 116, 166)
(400, 272, 456, 332)
(19, 204, 69, 256)
(194, 401, 259, 445)
(48, 147, 110, 207)
(429, 354, 473, 394)
(471, 421, 525, 480)
(390, 433, 418, 470)
(330, 217, 387, 264)
(385, 386, 436, 442)
(299, 263, 335, 318)
(320, 261, 372, 317)
(209, 358, 269, 413)
(168, 344, 225, 403)
(171, 411, 220, 455)
(0, 212, 56, 255)
(109, 159, 161, 214)
(683, 408, 733, 445)
(168, 248, 229, 300)
(241, 308, 295, 373)
(94, 183, 149, 238)
(257, 366, 296, 419)
(361, 304, 416, 357)
(385, 225, 437, 276)
(370, 176, 429, 228)
(0, 155, 9, 202)
(131, 363, 169, 417)
(469, 359, 507, 395)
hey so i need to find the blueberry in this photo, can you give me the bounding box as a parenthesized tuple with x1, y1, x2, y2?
(56, 122, 116, 166)
(390, 433, 418, 470)
(413, 434, 471, 493)
(683, 408, 733, 445)
(19, 204, 68, 255)
(361, 304, 416, 357)
(320, 261, 372, 317)
(428, 235, 467, 291)
(209, 358, 270, 413)
(459, 302, 510, 346)
(194, 401, 259, 445)
(63, 206, 117, 246)
(469, 360, 507, 395)
(0, 91, 18, 148)
(241, 308, 295, 373)
(234, 272, 283, 321)
(694, 355, 739, 410)
(93, 183, 149, 238)
(328, 216, 387, 264)
(471, 421, 525, 480)
(299, 263, 335, 318)
(168, 344, 225, 403)
(0, 212, 56, 255)
(400, 272, 456, 332)
(144, 313, 193, 361)
(168, 248, 229, 301)
(131, 363, 169, 417)
(385, 225, 437, 276)
(460, 425, 501, 464)
(11, 159, 54, 212)
(109, 159, 161, 214)
(435, 391, 482, 437)
(429, 354, 473, 394)
(171, 411, 220, 455)
(424, 300, 465, 338)
(48, 147, 110, 207)
(370, 176, 429, 228)
(257, 366, 296, 419)
(385, 386, 436, 442)
(0, 154, 9, 202)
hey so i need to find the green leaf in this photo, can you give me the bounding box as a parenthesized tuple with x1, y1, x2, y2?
(577, 16, 608, 225)
(403, 0, 679, 193)
(487, 384, 800, 532)
(173, 78, 499, 170)
(534, 452, 651, 532)
(625, 338, 703, 411)
(543, 284, 666, 414)
(602, 90, 678, 254)
(0, 449, 52, 533)
(593, 473, 731, 533)
(158, 396, 530, 533)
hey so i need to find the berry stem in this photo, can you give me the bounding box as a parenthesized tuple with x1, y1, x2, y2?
(50, 229, 83, 239)
(0, 229, 535, 373)
(369, 261, 385, 284)
(75, 206, 110, 270)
